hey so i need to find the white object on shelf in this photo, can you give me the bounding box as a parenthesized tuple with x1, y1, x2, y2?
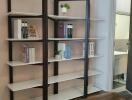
(48, 15, 104, 21)
(114, 51, 128, 56)
(13, 19, 22, 39)
(8, 12, 41, 16)
(30, 86, 101, 100)
(8, 70, 101, 91)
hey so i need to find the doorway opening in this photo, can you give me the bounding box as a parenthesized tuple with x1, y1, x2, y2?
(113, 0, 131, 91)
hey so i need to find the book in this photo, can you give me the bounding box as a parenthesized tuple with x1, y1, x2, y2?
(64, 44, 71, 59)
(67, 24, 73, 38)
(13, 19, 22, 39)
(22, 44, 29, 63)
(64, 23, 68, 38)
(89, 42, 95, 57)
(58, 22, 64, 38)
(83, 42, 95, 57)
(22, 45, 35, 63)
(22, 21, 28, 39)
(58, 43, 66, 59)
(29, 48, 35, 62)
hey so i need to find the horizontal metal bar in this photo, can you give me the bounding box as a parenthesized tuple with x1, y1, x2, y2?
(8, 15, 43, 18)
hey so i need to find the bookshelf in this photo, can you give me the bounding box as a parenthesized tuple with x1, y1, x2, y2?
(8, 70, 101, 92)
(7, 0, 114, 100)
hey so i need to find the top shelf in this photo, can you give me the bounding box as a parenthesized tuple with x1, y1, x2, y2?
(48, 15, 104, 21)
(7, 12, 104, 21)
(8, 12, 42, 17)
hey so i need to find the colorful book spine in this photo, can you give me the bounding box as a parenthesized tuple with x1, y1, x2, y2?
(64, 44, 71, 59)
(22, 45, 35, 63)
(64, 23, 68, 38)
(58, 22, 64, 38)
(13, 19, 22, 39)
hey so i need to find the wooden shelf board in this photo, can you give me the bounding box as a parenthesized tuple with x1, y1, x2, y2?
(30, 86, 101, 100)
(8, 70, 101, 91)
(8, 12, 42, 16)
(7, 38, 42, 42)
(8, 55, 101, 67)
(48, 38, 103, 41)
(48, 55, 100, 63)
(8, 61, 42, 67)
(48, 15, 104, 21)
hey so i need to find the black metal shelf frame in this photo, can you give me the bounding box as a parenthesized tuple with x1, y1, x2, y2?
(52, 0, 90, 98)
(7, 0, 48, 100)
(7, 0, 90, 99)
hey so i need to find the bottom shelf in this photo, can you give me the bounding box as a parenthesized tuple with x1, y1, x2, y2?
(30, 86, 101, 100)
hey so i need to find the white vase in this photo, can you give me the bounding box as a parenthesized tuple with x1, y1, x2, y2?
(55, 55, 61, 59)
(61, 7, 67, 14)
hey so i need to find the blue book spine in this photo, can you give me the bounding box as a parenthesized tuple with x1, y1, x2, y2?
(64, 44, 71, 59)
(64, 23, 68, 38)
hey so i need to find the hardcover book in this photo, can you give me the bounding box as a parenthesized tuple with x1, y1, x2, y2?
(13, 19, 22, 39)
(58, 22, 64, 38)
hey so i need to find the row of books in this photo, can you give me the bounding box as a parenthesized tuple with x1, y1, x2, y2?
(13, 19, 38, 39)
(58, 21, 73, 38)
(58, 43, 71, 59)
(22, 45, 35, 63)
(14, 19, 28, 39)
(83, 42, 95, 57)
(57, 42, 95, 59)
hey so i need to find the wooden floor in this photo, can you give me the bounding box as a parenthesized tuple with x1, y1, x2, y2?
(74, 92, 132, 100)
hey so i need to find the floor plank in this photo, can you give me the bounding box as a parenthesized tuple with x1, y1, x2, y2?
(74, 91, 132, 100)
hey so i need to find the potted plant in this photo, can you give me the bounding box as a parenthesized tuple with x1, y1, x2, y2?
(55, 50, 62, 59)
(60, 3, 70, 14)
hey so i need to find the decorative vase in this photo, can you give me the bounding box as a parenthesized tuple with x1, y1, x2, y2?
(61, 7, 68, 15)
(55, 55, 61, 59)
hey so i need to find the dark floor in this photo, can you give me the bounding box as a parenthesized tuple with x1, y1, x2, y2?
(74, 91, 132, 100)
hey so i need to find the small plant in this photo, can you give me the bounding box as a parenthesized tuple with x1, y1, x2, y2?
(61, 3, 70, 9)
(55, 50, 62, 55)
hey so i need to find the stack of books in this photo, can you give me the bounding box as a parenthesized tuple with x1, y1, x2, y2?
(58, 43, 71, 59)
(58, 21, 73, 38)
(13, 19, 38, 39)
(22, 44, 35, 63)
(83, 42, 95, 57)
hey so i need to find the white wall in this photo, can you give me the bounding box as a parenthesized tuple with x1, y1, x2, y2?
(116, 0, 131, 13)
(115, 14, 130, 39)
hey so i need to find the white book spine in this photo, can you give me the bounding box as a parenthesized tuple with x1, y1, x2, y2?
(58, 43, 66, 59)
(31, 48, 35, 62)
(29, 48, 32, 62)
(83, 42, 95, 57)
(89, 42, 95, 57)
(14, 19, 22, 39)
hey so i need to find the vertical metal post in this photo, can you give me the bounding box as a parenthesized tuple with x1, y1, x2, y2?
(8, 16, 14, 100)
(42, 0, 48, 100)
(53, 0, 59, 94)
(84, 0, 90, 97)
(7, 0, 11, 12)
